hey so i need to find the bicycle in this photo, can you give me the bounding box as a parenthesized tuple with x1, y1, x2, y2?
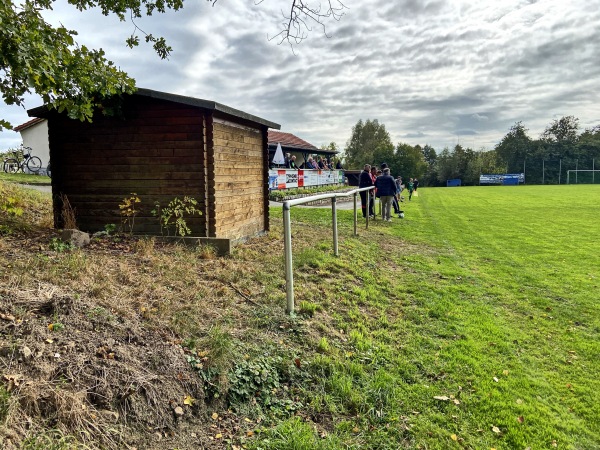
(2, 146, 42, 174)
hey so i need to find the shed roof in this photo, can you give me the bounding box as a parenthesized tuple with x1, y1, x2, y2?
(28, 88, 281, 130)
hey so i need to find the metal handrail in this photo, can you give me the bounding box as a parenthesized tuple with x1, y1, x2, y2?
(282, 186, 375, 314)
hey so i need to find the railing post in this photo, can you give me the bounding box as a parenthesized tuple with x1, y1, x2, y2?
(283, 202, 295, 314)
(353, 192, 358, 236)
(332, 196, 339, 256)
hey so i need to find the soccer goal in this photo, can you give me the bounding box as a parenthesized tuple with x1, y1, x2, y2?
(566, 170, 600, 184)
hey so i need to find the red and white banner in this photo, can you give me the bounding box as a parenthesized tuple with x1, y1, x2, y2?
(269, 169, 344, 190)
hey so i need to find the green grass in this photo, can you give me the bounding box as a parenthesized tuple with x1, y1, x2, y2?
(252, 185, 600, 449)
(0, 172, 51, 185)
(2, 182, 599, 449)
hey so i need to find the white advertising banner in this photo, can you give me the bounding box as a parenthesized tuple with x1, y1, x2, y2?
(268, 169, 344, 190)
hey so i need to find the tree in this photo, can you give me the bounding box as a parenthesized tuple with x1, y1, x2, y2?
(495, 121, 532, 173)
(541, 116, 579, 143)
(344, 119, 394, 169)
(394, 143, 427, 181)
(1, 0, 345, 130)
(269, 0, 347, 46)
(421, 144, 438, 186)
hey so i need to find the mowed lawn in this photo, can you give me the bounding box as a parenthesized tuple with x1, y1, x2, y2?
(263, 185, 599, 450)
(390, 185, 600, 449)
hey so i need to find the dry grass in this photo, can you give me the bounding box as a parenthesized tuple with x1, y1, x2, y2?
(59, 194, 77, 230)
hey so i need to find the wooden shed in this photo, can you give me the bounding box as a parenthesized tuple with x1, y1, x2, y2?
(29, 89, 280, 251)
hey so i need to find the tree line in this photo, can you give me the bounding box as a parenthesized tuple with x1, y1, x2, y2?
(341, 117, 600, 186)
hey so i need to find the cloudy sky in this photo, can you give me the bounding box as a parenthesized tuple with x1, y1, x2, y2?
(2, 0, 600, 154)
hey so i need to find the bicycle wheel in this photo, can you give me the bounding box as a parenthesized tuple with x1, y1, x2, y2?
(26, 156, 42, 173)
(3, 158, 20, 173)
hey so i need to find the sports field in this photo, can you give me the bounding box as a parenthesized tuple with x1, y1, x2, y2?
(264, 184, 600, 449)
(1, 181, 598, 449)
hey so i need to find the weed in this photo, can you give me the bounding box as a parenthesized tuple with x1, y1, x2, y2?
(48, 238, 73, 253)
(196, 243, 216, 260)
(133, 237, 155, 256)
(228, 356, 282, 404)
(317, 337, 330, 353)
(0, 197, 23, 217)
(151, 196, 201, 237)
(103, 223, 117, 235)
(21, 429, 87, 450)
(298, 301, 320, 317)
(118, 193, 141, 235)
(48, 323, 64, 332)
(0, 386, 10, 423)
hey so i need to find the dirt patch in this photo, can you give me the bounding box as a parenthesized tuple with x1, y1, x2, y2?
(0, 282, 220, 449)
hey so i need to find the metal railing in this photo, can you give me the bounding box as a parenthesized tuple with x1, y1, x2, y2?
(282, 186, 375, 314)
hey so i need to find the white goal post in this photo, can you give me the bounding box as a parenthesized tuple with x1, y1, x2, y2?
(566, 170, 600, 184)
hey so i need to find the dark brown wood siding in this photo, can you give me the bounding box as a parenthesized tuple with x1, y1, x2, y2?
(49, 97, 206, 235)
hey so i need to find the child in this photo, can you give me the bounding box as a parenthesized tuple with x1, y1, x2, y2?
(408, 178, 414, 201)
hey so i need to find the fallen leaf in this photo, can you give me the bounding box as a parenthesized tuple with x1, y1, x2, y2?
(493, 377, 499, 383)
(183, 395, 195, 406)
(517, 416, 524, 423)
(244, 417, 252, 423)
(502, 370, 509, 376)
(434, 396, 450, 401)
(453, 399, 461, 405)
(352, 427, 360, 433)
(246, 431, 254, 437)
(516, 399, 523, 404)
(48, 323, 54, 331)
(211, 412, 219, 420)
(492, 426, 501, 434)
(552, 440, 557, 447)
(0, 313, 15, 321)
(294, 358, 301, 368)
(215, 433, 222, 439)
(451, 434, 458, 441)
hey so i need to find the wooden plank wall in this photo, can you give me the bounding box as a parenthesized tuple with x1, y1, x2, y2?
(48, 97, 207, 235)
(212, 117, 266, 240)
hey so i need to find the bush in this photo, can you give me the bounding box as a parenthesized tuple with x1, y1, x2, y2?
(269, 185, 349, 202)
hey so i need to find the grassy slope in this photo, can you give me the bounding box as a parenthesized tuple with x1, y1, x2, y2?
(259, 185, 600, 450)
(1, 183, 598, 449)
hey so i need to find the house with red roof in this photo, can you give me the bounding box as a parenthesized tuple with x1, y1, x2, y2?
(14, 117, 50, 173)
(268, 131, 338, 168)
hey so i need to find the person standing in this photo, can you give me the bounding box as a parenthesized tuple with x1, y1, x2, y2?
(408, 178, 415, 201)
(374, 168, 397, 222)
(370, 166, 378, 218)
(359, 164, 373, 218)
(414, 178, 419, 192)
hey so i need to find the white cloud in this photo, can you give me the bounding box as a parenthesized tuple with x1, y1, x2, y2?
(2, 0, 600, 155)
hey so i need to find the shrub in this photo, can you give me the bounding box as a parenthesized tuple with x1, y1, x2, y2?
(152, 196, 202, 237)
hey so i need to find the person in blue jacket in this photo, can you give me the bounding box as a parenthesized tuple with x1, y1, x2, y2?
(374, 167, 397, 222)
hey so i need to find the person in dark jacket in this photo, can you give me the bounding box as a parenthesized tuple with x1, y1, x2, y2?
(374, 168, 397, 222)
(358, 164, 373, 218)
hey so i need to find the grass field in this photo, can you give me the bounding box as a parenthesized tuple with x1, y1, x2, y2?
(1, 182, 598, 449)
(259, 185, 600, 450)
